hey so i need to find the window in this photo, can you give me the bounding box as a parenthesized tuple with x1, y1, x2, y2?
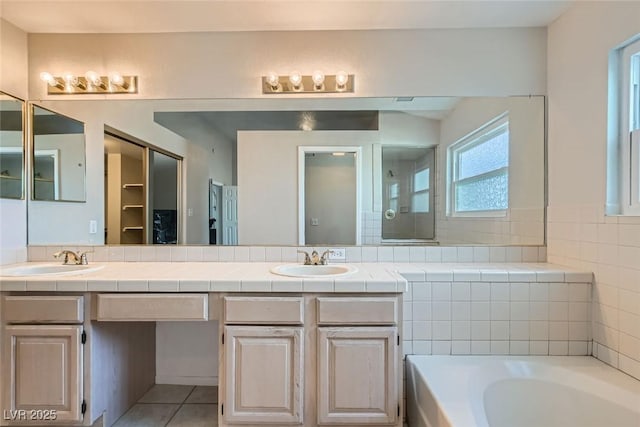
(617, 37, 640, 215)
(388, 182, 399, 213)
(411, 168, 430, 213)
(448, 114, 509, 215)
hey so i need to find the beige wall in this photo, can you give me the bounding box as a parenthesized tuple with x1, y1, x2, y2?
(437, 96, 545, 244)
(0, 18, 27, 265)
(237, 130, 377, 245)
(547, 1, 640, 380)
(27, 28, 546, 100)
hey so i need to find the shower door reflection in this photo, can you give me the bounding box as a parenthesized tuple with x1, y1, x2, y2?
(382, 146, 435, 240)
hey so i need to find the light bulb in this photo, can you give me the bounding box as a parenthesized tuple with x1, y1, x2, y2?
(40, 72, 57, 87)
(109, 72, 129, 90)
(109, 72, 124, 86)
(335, 71, 349, 89)
(265, 71, 280, 89)
(62, 72, 78, 86)
(312, 70, 325, 89)
(85, 71, 101, 86)
(289, 71, 303, 90)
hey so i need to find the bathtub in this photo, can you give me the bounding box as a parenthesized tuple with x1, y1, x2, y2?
(406, 355, 640, 427)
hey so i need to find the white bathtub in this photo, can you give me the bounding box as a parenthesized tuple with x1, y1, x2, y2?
(406, 355, 640, 427)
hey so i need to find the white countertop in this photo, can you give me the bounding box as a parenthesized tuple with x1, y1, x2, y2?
(0, 262, 593, 293)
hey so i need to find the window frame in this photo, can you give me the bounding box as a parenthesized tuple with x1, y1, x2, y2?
(621, 38, 640, 215)
(447, 113, 510, 218)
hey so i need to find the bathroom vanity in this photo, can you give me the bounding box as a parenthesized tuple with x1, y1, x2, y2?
(0, 262, 406, 427)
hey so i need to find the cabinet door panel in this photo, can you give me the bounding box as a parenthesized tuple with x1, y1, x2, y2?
(3, 325, 83, 424)
(318, 327, 397, 425)
(224, 326, 303, 424)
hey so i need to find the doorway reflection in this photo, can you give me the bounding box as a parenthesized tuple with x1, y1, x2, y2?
(381, 146, 435, 240)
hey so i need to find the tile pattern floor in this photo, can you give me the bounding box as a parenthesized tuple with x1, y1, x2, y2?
(113, 385, 218, 427)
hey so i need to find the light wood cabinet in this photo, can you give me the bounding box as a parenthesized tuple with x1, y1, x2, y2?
(223, 326, 303, 424)
(220, 294, 402, 427)
(2, 325, 84, 425)
(317, 327, 398, 425)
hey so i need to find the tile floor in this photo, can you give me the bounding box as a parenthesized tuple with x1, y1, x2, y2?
(113, 385, 218, 427)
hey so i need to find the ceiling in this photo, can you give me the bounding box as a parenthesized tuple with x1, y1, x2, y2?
(153, 96, 460, 142)
(0, 1, 573, 34)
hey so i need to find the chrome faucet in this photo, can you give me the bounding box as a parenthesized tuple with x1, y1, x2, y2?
(298, 250, 332, 265)
(53, 250, 89, 265)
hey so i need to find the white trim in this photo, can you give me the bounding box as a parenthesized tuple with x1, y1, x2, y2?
(34, 149, 60, 200)
(620, 37, 640, 215)
(631, 129, 640, 214)
(297, 146, 362, 246)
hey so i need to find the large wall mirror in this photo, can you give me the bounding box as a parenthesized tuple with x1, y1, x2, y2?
(28, 95, 545, 246)
(0, 92, 25, 200)
(31, 105, 86, 202)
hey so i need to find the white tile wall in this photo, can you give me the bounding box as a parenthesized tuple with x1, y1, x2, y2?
(548, 204, 640, 380)
(402, 276, 592, 357)
(25, 244, 548, 264)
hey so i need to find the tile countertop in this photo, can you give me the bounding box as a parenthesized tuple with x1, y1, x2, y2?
(0, 262, 593, 293)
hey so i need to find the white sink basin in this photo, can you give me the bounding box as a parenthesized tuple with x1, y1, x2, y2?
(1, 264, 104, 277)
(270, 264, 357, 278)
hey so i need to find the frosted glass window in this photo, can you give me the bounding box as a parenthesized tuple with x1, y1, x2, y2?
(411, 168, 430, 213)
(414, 168, 429, 192)
(412, 193, 429, 213)
(455, 172, 508, 212)
(448, 114, 509, 215)
(389, 183, 399, 198)
(458, 131, 509, 180)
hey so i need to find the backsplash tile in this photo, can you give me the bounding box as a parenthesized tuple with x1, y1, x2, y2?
(402, 275, 592, 358)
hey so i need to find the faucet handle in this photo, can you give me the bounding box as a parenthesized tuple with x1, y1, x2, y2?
(78, 250, 93, 265)
(297, 250, 311, 265)
(319, 250, 332, 265)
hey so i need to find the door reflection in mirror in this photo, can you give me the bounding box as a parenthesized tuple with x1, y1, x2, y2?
(104, 132, 181, 244)
(305, 152, 357, 245)
(382, 146, 435, 240)
(32, 105, 85, 202)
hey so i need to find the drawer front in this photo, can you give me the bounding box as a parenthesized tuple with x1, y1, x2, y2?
(97, 294, 208, 321)
(3, 296, 84, 324)
(224, 296, 304, 325)
(317, 297, 398, 325)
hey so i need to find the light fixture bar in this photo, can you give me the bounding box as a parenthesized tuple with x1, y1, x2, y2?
(44, 74, 138, 95)
(262, 74, 354, 94)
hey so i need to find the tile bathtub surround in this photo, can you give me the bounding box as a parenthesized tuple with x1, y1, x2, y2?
(547, 205, 640, 380)
(26, 245, 547, 263)
(401, 275, 593, 357)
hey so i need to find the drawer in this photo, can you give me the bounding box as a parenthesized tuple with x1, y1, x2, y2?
(3, 296, 84, 324)
(96, 293, 208, 321)
(224, 296, 304, 325)
(317, 297, 398, 325)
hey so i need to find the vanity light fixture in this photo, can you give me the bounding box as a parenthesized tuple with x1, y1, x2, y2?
(40, 71, 138, 95)
(262, 71, 354, 94)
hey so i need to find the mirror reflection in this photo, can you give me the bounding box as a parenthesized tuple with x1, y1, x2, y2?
(382, 146, 435, 241)
(32, 105, 85, 202)
(0, 92, 25, 200)
(105, 132, 181, 245)
(29, 95, 545, 246)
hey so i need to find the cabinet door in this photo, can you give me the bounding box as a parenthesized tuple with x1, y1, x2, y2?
(317, 327, 398, 425)
(3, 325, 83, 425)
(224, 326, 303, 424)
